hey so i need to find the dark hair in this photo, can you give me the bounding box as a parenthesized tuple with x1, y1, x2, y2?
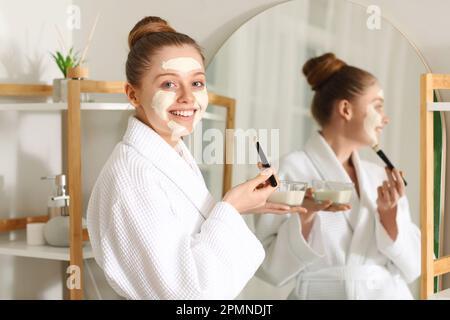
(302, 53, 377, 127)
(126, 16, 204, 87)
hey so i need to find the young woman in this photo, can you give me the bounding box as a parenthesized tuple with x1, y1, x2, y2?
(86, 16, 295, 300)
(254, 53, 420, 299)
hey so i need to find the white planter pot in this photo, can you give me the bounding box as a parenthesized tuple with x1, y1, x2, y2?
(52, 78, 92, 103)
(52, 78, 68, 102)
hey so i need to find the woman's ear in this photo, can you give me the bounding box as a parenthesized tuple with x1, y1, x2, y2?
(125, 83, 140, 108)
(337, 99, 352, 121)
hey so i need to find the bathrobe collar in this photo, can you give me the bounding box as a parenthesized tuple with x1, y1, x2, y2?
(122, 116, 216, 220)
(304, 131, 375, 265)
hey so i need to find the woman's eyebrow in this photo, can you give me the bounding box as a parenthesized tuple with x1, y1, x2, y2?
(154, 71, 205, 80)
(154, 72, 179, 79)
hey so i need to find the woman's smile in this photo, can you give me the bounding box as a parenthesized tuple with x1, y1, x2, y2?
(168, 108, 198, 121)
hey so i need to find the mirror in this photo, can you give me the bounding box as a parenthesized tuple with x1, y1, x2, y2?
(206, 0, 428, 299)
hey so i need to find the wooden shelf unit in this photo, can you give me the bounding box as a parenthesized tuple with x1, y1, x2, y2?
(0, 80, 124, 300)
(0, 80, 236, 300)
(420, 73, 450, 299)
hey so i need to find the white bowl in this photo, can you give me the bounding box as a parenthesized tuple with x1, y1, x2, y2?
(268, 180, 307, 206)
(312, 180, 354, 204)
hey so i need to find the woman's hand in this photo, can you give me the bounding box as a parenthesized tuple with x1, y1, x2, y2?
(301, 188, 351, 214)
(223, 168, 281, 214)
(244, 162, 308, 215)
(293, 188, 351, 239)
(376, 167, 405, 241)
(245, 201, 307, 215)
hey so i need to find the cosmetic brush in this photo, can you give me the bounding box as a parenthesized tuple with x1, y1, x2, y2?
(372, 144, 407, 186)
(254, 138, 278, 187)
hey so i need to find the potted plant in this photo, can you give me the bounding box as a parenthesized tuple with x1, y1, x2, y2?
(51, 15, 99, 102)
(50, 47, 81, 102)
(51, 47, 80, 78)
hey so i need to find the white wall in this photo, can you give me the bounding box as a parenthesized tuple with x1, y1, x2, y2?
(1, 0, 449, 299)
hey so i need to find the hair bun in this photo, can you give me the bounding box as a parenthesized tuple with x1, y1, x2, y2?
(302, 53, 347, 91)
(128, 16, 176, 49)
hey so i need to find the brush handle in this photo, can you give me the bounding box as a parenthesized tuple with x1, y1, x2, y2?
(261, 163, 278, 188)
(256, 142, 278, 188)
(376, 150, 408, 186)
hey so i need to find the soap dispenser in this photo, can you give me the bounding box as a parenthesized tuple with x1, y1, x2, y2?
(41, 174, 86, 247)
(41, 175, 69, 219)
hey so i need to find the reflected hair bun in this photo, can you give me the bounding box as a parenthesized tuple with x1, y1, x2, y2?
(128, 16, 176, 49)
(302, 53, 347, 91)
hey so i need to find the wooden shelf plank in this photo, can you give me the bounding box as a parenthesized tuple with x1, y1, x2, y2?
(0, 238, 93, 261)
(434, 255, 450, 276)
(0, 84, 52, 97)
(80, 80, 125, 94)
(431, 74, 450, 89)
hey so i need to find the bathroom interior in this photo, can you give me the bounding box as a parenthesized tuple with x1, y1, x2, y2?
(0, 0, 449, 300)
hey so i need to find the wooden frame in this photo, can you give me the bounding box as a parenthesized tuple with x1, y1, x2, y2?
(0, 81, 236, 299)
(420, 73, 450, 299)
(207, 92, 236, 195)
(67, 80, 83, 299)
(66, 80, 126, 299)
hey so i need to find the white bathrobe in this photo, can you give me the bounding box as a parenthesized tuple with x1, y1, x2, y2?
(87, 116, 264, 300)
(254, 132, 420, 299)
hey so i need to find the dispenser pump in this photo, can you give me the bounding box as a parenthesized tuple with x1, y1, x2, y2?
(41, 174, 70, 217)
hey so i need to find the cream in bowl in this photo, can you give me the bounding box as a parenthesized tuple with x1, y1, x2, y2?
(312, 180, 354, 204)
(268, 180, 308, 206)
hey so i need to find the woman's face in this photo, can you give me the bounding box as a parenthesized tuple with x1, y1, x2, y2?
(343, 83, 389, 147)
(129, 45, 208, 143)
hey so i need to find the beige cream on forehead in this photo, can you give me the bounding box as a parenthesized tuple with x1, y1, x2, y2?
(150, 57, 209, 141)
(161, 57, 202, 74)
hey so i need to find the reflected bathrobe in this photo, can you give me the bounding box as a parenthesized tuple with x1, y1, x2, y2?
(254, 132, 420, 299)
(87, 116, 264, 299)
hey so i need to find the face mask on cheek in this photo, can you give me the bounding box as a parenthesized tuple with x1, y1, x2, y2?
(363, 103, 383, 146)
(151, 90, 175, 122)
(149, 90, 186, 140)
(150, 87, 209, 142)
(167, 87, 209, 141)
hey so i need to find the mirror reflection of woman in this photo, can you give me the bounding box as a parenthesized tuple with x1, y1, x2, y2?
(255, 53, 420, 299)
(86, 16, 294, 300)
